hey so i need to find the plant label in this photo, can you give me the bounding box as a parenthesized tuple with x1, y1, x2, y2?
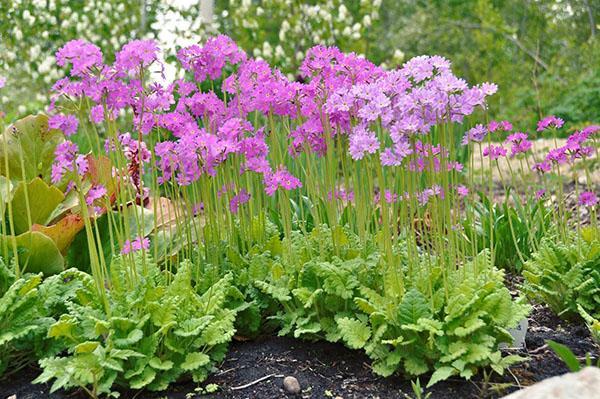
(500, 318, 528, 349)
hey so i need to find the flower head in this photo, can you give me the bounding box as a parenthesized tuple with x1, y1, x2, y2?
(532, 160, 551, 174)
(121, 236, 150, 255)
(264, 166, 302, 196)
(461, 124, 488, 145)
(51, 140, 88, 184)
(505, 132, 532, 157)
(482, 144, 507, 160)
(456, 185, 469, 198)
(56, 39, 103, 76)
(578, 191, 598, 207)
(86, 185, 107, 205)
(115, 39, 159, 72)
(348, 126, 379, 160)
(537, 115, 564, 132)
(49, 114, 78, 136)
(535, 189, 546, 200)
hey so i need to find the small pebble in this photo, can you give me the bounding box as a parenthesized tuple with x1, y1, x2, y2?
(283, 376, 301, 394)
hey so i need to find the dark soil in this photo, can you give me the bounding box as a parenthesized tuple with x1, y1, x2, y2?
(1, 294, 598, 399)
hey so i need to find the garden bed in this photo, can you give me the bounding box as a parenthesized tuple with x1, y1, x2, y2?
(2, 292, 597, 399)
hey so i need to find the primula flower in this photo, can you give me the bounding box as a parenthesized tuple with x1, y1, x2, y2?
(90, 105, 104, 124)
(348, 126, 379, 160)
(380, 139, 413, 167)
(505, 132, 532, 157)
(500, 120, 513, 131)
(115, 39, 159, 72)
(578, 191, 598, 207)
(121, 236, 150, 255)
(51, 141, 88, 184)
(49, 114, 78, 136)
(229, 189, 251, 214)
(0, 76, 5, 88)
(56, 39, 103, 76)
(86, 185, 107, 205)
(263, 166, 302, 196)
(532, 161, 552, 174)
(535, 189, 546, 200)
(482, 145, 507, 160)
(546, 147, 568, 165)
(456, 185, 469, 198)
(178, 35, 246, 82)
(537, 115, 564, 132)
(461, 124, 488, 145)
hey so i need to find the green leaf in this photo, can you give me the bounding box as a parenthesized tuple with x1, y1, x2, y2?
(75, 341, 100, 353)
(0, 114, 64, 183)
(427, 366, 456, 387)
(128, 367, 156, 389)
(113, 329, 144, 347)
(336, 317, 371, 349)
(181, 352, 210, 371)
(48, 315, 77, 338)
(1, 231, 65, 275)
(11, 177, 64, 234)
(149, 357, 174, 371)
(398, 289, 431, 326)
(547, 340, 581, 372)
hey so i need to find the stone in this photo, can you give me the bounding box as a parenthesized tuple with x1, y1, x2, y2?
(502, 367, 600, 399)
(283, 375, 301, 394)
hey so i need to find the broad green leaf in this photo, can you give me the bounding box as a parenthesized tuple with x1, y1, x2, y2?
(75, 341, 100, 353)
(427, 366, 456, 387)
(181, 352, 210, 371)
(114, 329, 144, 347)
(398, 289, 431, 326)
(0, 176, 12, 216)
(547, 340, 581, 372)
(149, 357, 174, 371)
(48, 316, 77, 338)
(0, 114, 64, 183)
(336, 317, 371, 349)
(129, 367, 156, 389)
(1, 231, 64, 275)
(11, 177, 64, 234)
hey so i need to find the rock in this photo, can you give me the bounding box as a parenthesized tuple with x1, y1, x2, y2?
(502, 367, 600, 399)
(283, 376, 301, 394)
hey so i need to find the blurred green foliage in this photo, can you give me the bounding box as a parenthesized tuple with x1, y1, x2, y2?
(372, 0, 599, 128)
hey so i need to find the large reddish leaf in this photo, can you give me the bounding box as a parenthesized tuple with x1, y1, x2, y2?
(31, 214, 85, 255)
(85, 154, 117, 202)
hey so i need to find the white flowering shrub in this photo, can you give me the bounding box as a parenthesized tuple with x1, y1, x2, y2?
(181, 0, 386, 77)
(0, 0, 158, 114)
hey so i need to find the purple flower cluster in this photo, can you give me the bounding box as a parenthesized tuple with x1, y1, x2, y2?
(482, 145, 507, 160)
(505, 132, 532, 157)
(579, 191, 598, 207)
(56, 39, 103, 77)
(537, 115, 564, 132)
(121, 236, 150, 255)
(178, 35, 246, 82)
(51, 141, 88, 184)
(348, 125, 380, 160)
(49, 114, 78, 136)
(264, 166, 302, 196)
(531, 125, 598, 174)
(51, 36, 597, 221)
